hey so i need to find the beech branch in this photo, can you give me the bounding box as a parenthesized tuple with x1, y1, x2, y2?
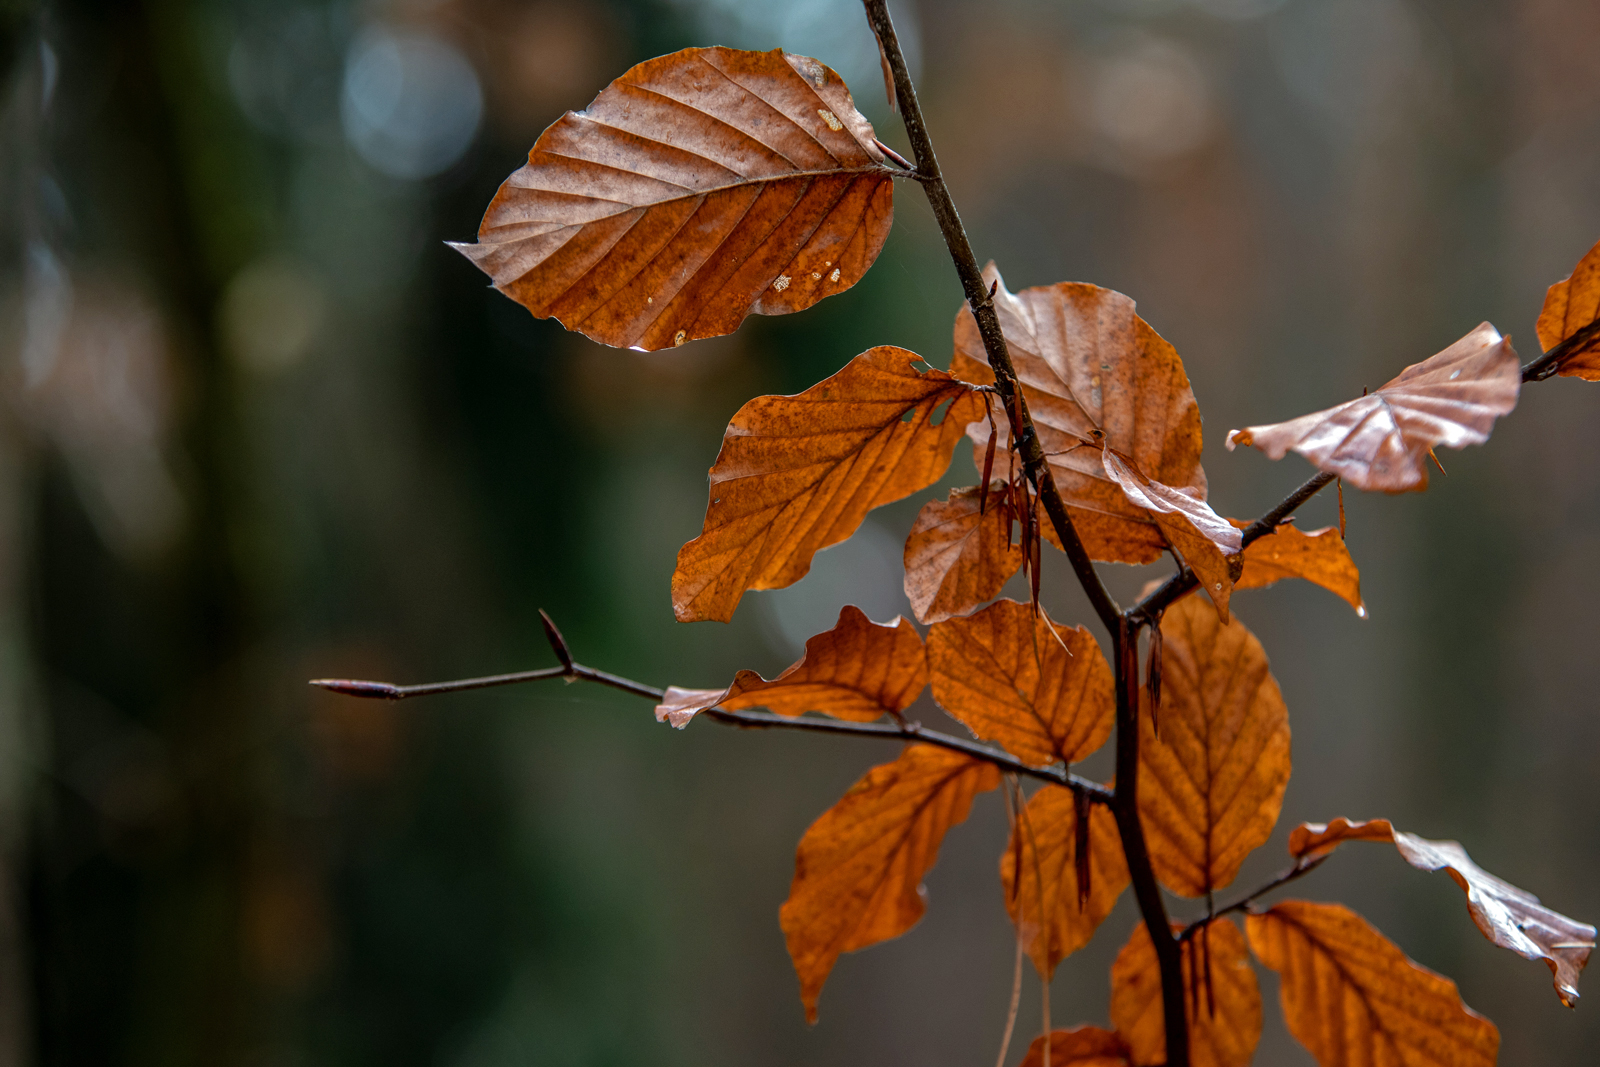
(310, 611, 1114, 805)
(1177, 855, 1330, 942)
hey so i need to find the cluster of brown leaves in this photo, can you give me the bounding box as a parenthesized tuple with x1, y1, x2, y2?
(458, 44, 1600, 1067)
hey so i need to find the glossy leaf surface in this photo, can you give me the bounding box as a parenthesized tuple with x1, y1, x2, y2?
(903, 485, 1023, 624)
(1111, 919, 1262, 1067)
(453, 47, 894, 350)
(1537, 237, 1600, 379)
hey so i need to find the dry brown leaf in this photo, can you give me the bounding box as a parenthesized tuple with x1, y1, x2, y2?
(903, 485, 1023, 624)
(653, 605, 926, 728)
(673, 346, 985, 622)
(927, 598, 1114, 767)
(1001, 784, 1128, 979)
(1246, 901, 1498, 1067)
(1289, 817, 1596, 1007)
(780, 744, 998, 1022)
(1110, 918, 1262, 1067)
(950, 265, 1208, 565)
(1226, 323, 1521, 492)
(452, 47, 895, 351)
(1536, 237, 1600, 379)
(1018, 1027, 1132, 1067)
(1233, 520, 1364, 615)
(1139, 595, 1290, 897)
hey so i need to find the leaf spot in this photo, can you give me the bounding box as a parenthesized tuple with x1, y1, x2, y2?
(674, 330, 686, 346)
(830, 268, 841, 283)
(817, 108, 844, 131)
(812, 272, 821, 280)
(773, 274, 791, 292)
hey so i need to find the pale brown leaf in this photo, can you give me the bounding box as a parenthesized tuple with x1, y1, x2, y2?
(1233, 520, 1364, 615)
(452, 47, 895, 351)
(1001, 784, 1128, 979)
(1018, 1027, 1131, 1067)
(780, 744, 998, 1022)
(673, 345, 985, 622)
(653, 605, 926, 728)
(928, 599, 1115, 767)
(1289, 817, 1596, 1007)
(1139, 595, 1290, 897)
(1227, 324, 1521, 492)
(1537, 237, 1600, 379)
(1246, 901, 1498, 1067)
(951, 265, 1208, 565)
(903, 485, 1023, 625)
(1111, 918, 1262, 1067)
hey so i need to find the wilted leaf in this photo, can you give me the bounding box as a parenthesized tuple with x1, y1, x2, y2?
(1234, 520, 1363, 615)
(1289, 817, 1596, 1007)
(1536, 237, 1600, 379)
(928, 598, 1114, 767)
(1139, 595, 1290, 897)
(780, 744, 998, 1022)
(1018, 1027, 1132, 1067)
(653, 605, 926, 728)
(1110, 918, 1262, 1067)
(904, 485, 1023, 624)
(1100, 446, 1240, 621)
(1246, 901, 1498, 1067)
(951, 265, 1208, 565)
(673, 346, 985, 622)
(452, 47, 895, 351)
(1227, 323, 1521, 492)
(1001, 784, 1128, 979)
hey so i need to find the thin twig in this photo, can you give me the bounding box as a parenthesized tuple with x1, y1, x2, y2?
(1177, 855, 1331, 943)
(1521, 319, 1600, 382)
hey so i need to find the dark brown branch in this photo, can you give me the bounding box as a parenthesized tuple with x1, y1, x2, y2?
(1522, 319, 1600, 382)
(860, 0, 1120, 638)
(1177, 855, 1330, 943)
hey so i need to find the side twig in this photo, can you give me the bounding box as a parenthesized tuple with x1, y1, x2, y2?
(1521, 319, 1600, 383)
(1177, 855, 1330, 943)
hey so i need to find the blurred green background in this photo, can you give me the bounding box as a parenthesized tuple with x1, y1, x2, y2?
(1, 0, 1598, 1063)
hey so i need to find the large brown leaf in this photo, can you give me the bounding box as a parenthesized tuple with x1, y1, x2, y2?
(1227, 324, 1521, 492)
(1018, 1027, 1132, 1067)
(1110, 918, 1262, 1067)
(950, 265, 1207, 565)
(1246, 901, 1498, 1067)
(653, 605, 926, 728)
(452, 48, 895, 351)
(1289, 817, 1596, 1007)
(673, 346, 985, 622)
(1001, 784, 1128, 979)
(903, 485, 1023, 625)
(780, 744, 998, 1022)
(1139, 595, 1290, 897)
(927, 598, 1115, 767)
(1537, 237, 1600, 380)
(1234, 520, 1364, 615)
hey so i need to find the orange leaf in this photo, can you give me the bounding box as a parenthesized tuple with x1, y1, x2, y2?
(653, 606, 926, 728)
(1289, 817, 1596, 1007)
(1536, 237, 1600, 379)
(1139, 595, 1289, 897)
(1226, 323, 1520, 493)
(1001, 784, 1128, 980)
(1110, 918, 1262, 1067)
(1018, 1027, 1132, 1067)
(1246, 901, 1498, 1067)
(1100, 447, 1240, 622)
(928, 599, 1114, 767)
(780, 744, 998, 1022)
(903, 485, 1023, 624)
(673, 346, 985, 622)
(951, 265, 1208, 565)
(1233, 520, 1363, 615)
(452, 48, 895, 351)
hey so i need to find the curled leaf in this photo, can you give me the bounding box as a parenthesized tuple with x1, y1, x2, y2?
(1000, 784, 1128, 980)
(1227, 323, 1520, 492)
(653, 606, 926, 728)
(1233, 520, 1363, 615)
(1138, 595, 1290, 897)
(928, 599, 1115, 767)
(1110, 918, 1262, 1067)
(453, 47, 895, 350)
(1289, 817, 1596, 1007)
(903, 485, 1023, 624)
(1246, 900, 1498, 1067)
(1018, 1027, 1131, 1067)
(1536, 237, 1600, 379)
(780, 744, 998, 1022)
(673, 346, 984, 622)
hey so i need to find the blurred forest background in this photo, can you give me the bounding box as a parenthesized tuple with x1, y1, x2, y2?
(1, 0, 1598, 1064)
